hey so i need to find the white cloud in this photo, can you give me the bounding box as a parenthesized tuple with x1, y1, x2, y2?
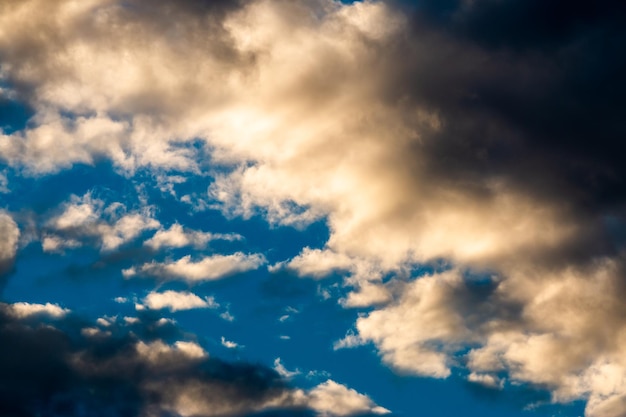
(41, 235, 81, 252)
(467, 372, 504, 389)
(96, 317, 113, 327)
(173, 341, 207, 360)
(142, 290, 219, 312)
(272, 248, 354, 278)
(220, 311, 235, 322)
(0, 211, 19, 273)
(274, 357, 300, 378)
(301, 380, 391, 417)
(8, 302, 70, 319)
(356, 271, 469, 378)
(135, 340, 207, 364)
(125, 252, 265, 283)
(340, 281, 391, 308)
(221, 336, 240, 349)
(144, 223, 241, 250)
(99, 212, 160, 251)
(81, 327, 111, 338)
(333, 331, 366, 351)
(46, 192, 159, 252)
(156, 318, 176, 327)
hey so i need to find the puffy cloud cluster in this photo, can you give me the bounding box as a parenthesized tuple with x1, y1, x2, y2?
(43, 192, 159, 252)
(0, 0, 625, 415)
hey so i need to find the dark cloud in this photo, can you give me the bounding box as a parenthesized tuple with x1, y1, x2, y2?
(0, 306, 302, 417)
(378, 0, 626, 266)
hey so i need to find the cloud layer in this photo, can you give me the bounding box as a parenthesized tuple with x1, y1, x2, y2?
(1, 0, 625, 415)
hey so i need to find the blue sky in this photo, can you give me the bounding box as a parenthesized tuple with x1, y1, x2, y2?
(0, 1, 624, 416)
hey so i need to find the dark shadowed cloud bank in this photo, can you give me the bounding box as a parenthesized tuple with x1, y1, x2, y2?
(0, 303, 388, 417)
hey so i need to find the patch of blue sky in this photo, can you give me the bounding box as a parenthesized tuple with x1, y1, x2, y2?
(0, 85, 34, 135)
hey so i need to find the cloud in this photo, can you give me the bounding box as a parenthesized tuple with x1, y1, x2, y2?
(0, 211, 19, 278)
(134, 339, 207, 363)
(41, 235, 81, 252)
(144, 223, 241, 250)
(0, 0, 625, 414)
(272, 248, 361, 278)
(339, 282, 391, 308)
(222, 336, 241, 349)
(300, 380, 391, 417)
(467, 372, 505, 390)
(355, 270, 467, 378)
(0, 171, 9, 193)
(220, 310, 236, 322)
(5, 302, 70, 319)
(142, 290, 219, 312)
(45, 192, 159, 252)
(333, 331, 366, 351)
(274, 357, 300, 379)
(124, 252, 266, 283)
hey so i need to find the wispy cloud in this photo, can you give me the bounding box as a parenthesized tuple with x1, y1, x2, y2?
(124, 253, 265, 283)
(141, 290, 219, 312)
(144, 223, 241, 250)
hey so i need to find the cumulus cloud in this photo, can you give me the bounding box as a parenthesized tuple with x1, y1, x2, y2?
(300, 380, 391, 417)
(45, 192, 159, 252)
(124, 252, 266, 283)
(354, 262, 626, 416)
(142, 290, 219, 312)
(0, 0, 625, 415)
(5, 302, 70, 319)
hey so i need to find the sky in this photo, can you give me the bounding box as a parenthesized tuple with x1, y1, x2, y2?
(0, 0, 625, 416)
